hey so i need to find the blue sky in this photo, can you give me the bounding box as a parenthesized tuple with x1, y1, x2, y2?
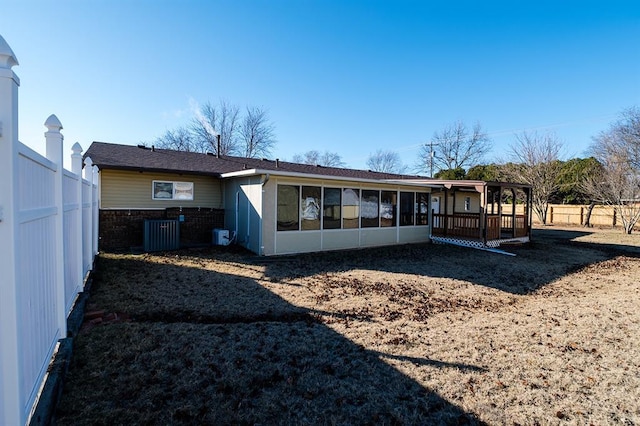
(2, 0, 639, 171)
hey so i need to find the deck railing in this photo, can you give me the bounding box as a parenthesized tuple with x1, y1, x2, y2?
(433, 213, 529, 241)
(486, 215, 501, 240)
(499, 214, 529, 237)
(432, 213, 481, 239)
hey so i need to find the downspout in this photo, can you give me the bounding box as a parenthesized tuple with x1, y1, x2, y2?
(233, 191, 239, 244)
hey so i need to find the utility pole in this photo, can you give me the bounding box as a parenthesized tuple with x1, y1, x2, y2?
(429, 140, 439, 178)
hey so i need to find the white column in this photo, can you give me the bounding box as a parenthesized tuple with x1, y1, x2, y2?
(45, 114, 67, 337)
(71, 142, 85, 284)
(84, 157, 94, 266)
(0, 34, 23, 426)
(92, 164, 99, 255)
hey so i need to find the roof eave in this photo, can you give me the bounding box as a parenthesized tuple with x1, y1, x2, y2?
(96, 164, 222, 177)
(221, 169, 433, 187)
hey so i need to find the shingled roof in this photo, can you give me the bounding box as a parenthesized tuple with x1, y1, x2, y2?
(85, 142, 425, 181)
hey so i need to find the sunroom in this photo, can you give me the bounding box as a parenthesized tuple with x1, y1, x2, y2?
(222, 171, 433, 256)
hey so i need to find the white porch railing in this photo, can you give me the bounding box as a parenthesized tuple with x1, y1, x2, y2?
(0, 35, 99, 425)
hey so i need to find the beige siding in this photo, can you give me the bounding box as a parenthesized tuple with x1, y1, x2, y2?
(454, 192, 481, 213)
(100, 169, 222, 209)
(432, 191, 481, 214)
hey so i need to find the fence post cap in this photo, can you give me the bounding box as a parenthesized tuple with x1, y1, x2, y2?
(44, 114, 63, 131)
(0, 35, 19, 69)
(71, 142, 83, 154)
(84, 156, 93, 167)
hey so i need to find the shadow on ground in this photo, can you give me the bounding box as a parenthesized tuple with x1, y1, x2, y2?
(259, 227, 640, 294)
(55, 256, 484, 425)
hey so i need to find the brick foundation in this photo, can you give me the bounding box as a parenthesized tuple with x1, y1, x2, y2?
(99, 208, 225, 251)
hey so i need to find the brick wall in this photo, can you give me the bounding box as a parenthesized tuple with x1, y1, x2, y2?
(99, 208, 225, 251)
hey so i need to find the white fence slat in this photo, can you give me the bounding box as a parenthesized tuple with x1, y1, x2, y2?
(0, 34, 23, 426)
(2, 34, 99, 425)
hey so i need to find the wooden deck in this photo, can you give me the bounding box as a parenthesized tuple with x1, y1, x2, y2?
(432, 213, 529, 243)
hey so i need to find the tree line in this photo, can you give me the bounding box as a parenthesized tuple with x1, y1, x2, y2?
(152, 101, 640, 234)
(428, 108, 640, 234)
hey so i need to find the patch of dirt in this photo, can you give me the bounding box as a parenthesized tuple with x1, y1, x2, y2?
(56, 226, 640, 425)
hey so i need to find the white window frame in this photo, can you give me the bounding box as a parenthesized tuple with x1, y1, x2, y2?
(152, 180, 194, 201)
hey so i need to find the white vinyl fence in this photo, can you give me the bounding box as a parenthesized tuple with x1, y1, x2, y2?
(0, 35, 99, 425)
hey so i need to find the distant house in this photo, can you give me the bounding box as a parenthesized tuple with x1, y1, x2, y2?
(85, 142, 532, 255)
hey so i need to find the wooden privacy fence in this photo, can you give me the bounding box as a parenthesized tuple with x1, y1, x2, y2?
(0, 35, 99, 425)
(508, 203, 637, 229)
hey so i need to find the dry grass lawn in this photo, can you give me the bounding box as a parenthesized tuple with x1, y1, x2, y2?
(55, 226, 640, 425)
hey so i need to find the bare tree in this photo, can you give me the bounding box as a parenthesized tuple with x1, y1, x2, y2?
(190, 100, 240, 155)
(585, 107, 640, 234)
(418, 121, 491, 176)
(366, 149, 406, 173)
(504, 131, 564, 224)
(292, 150, 346, 167)
(154, 127, 197, 152)
(154, 100, 277, 157)
(239, 106, 276, 158)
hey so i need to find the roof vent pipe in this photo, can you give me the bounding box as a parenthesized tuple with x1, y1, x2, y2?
(275, 158, 279, 168)
(216, 134, 221, 158)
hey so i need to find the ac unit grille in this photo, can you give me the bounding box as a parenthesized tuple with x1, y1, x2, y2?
(144, 219, 180, 252)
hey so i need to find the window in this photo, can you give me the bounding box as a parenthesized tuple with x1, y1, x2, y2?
(323, 187, 341, 229)
(152, 181, 194, 200)
(464, 196, 471, 211)
(416, 192, 429, 225)
(380, 191, 396, 227)
(342, 188, 360, 229)
(361, 190, 379, 228)
(301, 186, 321, 230)
(277, 185, 299, 231)
(277, 185, 429, 231)
(399, 192, 414, 226)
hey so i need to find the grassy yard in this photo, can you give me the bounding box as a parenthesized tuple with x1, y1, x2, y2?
(55, 227, 640, 425)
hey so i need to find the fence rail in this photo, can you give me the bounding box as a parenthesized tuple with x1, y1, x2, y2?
(1, 35, 99, 426)
(507, 203, 639, 229)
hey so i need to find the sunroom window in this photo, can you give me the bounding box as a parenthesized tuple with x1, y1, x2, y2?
(380, 191, 396, 227)
(416, 192, 429, 225)
(277, 185, 299, 231)
(323, 187, 341, 229)
(399, 192, 414, 226)
(361, 190, 379, 228)
(342, 188, 360, 229)
(301, 186, 321, 230)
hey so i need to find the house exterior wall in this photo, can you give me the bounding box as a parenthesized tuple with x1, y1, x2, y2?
(454, 192, 481, 213)
(432, 190, 481, 214)
(261, 176, 431, 256)
(99, 207, 224, 251)
(100, 169, 222, 209)
(223, 176, 265, 254)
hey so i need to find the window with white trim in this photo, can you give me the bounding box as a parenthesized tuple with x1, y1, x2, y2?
(152, 181, 194, 200)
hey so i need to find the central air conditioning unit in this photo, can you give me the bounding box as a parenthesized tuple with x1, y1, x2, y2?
(213, 229, 230, 246)
(144, 219, 180, 252)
